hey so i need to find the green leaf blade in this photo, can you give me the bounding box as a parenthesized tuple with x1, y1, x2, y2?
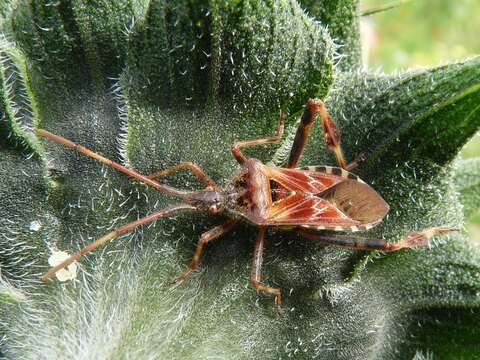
(454, 157, 480, 219)
(0, 1, 479, 359)
(298, 0, 361, 70)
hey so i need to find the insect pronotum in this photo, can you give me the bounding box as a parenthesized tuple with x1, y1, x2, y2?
(37, 98, 456, 312)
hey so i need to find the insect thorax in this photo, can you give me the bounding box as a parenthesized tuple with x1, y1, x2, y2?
(224, 159, 270, 224)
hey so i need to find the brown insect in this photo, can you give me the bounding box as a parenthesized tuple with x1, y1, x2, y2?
(38, 98, 455, 312)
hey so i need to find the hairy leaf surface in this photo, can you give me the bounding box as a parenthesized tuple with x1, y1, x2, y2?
(0, 1, 479, 359)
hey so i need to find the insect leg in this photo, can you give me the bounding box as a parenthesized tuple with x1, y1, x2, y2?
(231, 112, 285, 164)
(174, 220, 237, 284)
(147, 162, 219, 190)
(41, 203, 196, 282)
(317, 100, 347, 169)
(298, 227, 457, 251)
(250, 226, 283, 313)
(287, 98, 322, 168)
(345, 152, 367, 172)
(36, 129, 189, 198)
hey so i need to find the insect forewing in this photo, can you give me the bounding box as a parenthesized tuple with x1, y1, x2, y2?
(264, 166, 389, 230)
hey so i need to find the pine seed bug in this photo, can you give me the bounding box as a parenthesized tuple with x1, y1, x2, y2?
(37, 98, 456, 313)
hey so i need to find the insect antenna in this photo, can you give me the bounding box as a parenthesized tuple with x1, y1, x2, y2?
(35, 130, 209, 281)
(36, 129, 193, 200)
(42, 203, 196, 281)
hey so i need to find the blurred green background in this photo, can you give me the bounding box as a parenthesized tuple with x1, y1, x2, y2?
(360, 0, 480, 241)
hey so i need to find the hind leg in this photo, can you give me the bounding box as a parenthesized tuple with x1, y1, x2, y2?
(287, 99, 348, 169)
(298, 227, 457, 251)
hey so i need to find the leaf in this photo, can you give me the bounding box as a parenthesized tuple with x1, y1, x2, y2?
(454, 157, 480, 219)
(401, 308, 480, 359)
(0, 39, 37, 152)
(0, 1, 479, 359)
(125, 0, 334, 176)
(298, 0, 361, 70)
(295, 58, 480, 179)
